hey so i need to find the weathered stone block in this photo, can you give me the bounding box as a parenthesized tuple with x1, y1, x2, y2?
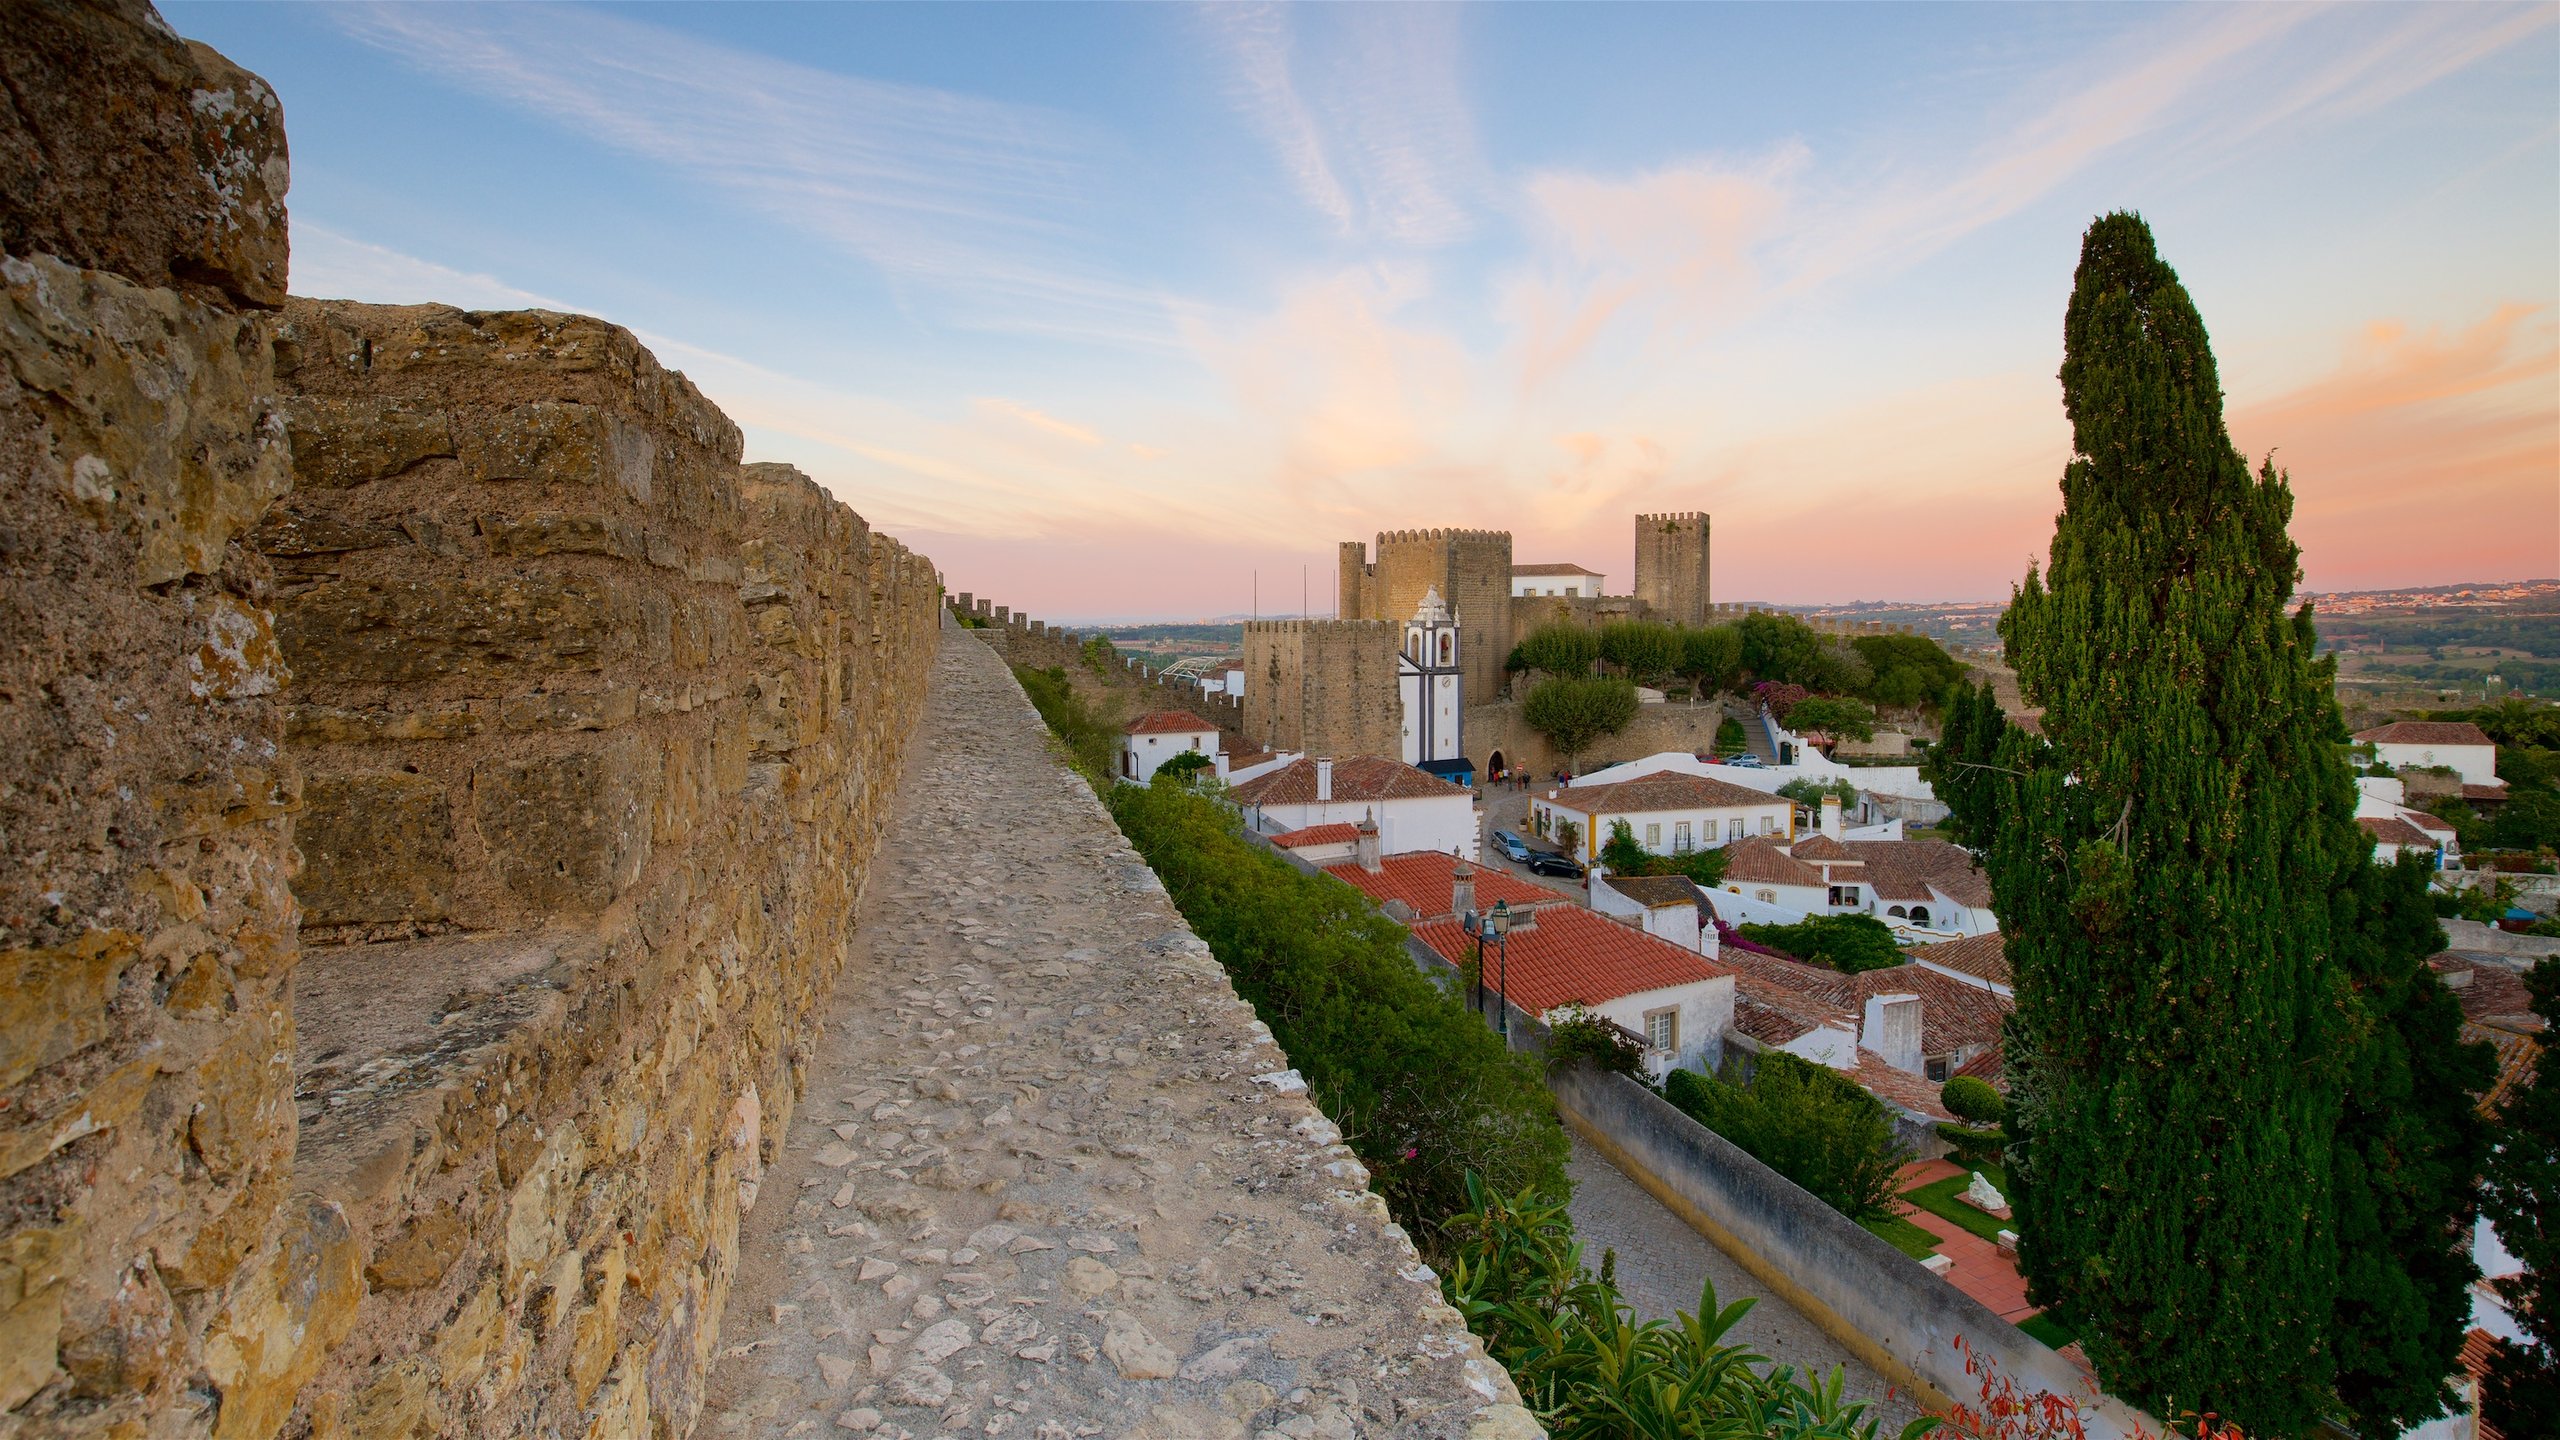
(279, 396, 455, 489)
(474, 737, 655, 913)
(480, 510, 644, 561)
(0, 3, 290, 308)
(497, 687, 636, 734)
(296, 774, 455, 927)
(0, 930, 139, 1090)
(201, 1196, 362, 1440)
(277, 573, 629, 685)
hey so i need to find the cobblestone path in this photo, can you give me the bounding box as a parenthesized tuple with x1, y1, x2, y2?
(1565, 1138, 1925, 1433)
(702, 623, 1538, 1440)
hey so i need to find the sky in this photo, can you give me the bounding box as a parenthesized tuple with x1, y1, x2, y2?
(168, 2, 2560, 624)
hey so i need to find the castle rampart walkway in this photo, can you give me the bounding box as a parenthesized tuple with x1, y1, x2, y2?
(703, 620, 1539, 1440)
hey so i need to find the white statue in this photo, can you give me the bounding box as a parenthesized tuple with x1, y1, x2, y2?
(1963, 1170, 2007, 1213)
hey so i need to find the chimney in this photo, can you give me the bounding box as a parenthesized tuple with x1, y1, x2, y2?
(1450, 858, 1475, 920)
(1821, 793, 1844, 841)
(1315, 758, 1333, 802)
(1861, 993, 1923, 1075)
(1355, 817, 1382, 874)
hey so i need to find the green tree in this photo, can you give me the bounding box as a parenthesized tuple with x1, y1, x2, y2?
(1933, 213, 2371, 1433)
(1664, 1058, 1904, 1221)
(1736, 915, 1906, 974)
(2326, 851, 2496, 1438)
(1851, 633, 1967, 710)
(1680, 624, 1744, 697)
(1522, 675, 1639, 773)
(1600, 819, 1651, 876)
(1510, 622, 1600, 680)
(1783, 696, 1877, 743)
(1598, 620, 1682, 687)
(1776, 777, 1859, 811)
(1080, 633, 1118, 675)
(2482, 958, 2560, 1434)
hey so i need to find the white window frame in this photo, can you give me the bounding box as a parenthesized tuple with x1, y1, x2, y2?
(1644, 1009, 1677, 1052)
(1673, 821, 1694, 854)
(1645, 822, 1661, 848)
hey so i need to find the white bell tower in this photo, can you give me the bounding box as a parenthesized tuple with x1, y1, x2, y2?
(1398, 586, 1463, 768)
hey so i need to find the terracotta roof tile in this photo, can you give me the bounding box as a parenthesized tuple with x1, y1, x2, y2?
(1840, 840, 1993, 909)
(1271, 823, 1361, 850)
(2354, 721, 2494, 747)
(1848, 1052, 1957, 1123)
(2462, 782, 2510, 802)
(1229, 756, 1467, 806)
(1325, 853, 1558, 922)
(1953, 1046, 2008, 1094)
(1721, 950, 2012, 1056)
(1547, 771, 1786, 816)
(1599, 874, 1706, 911)
(1733, 995, 1825, 1045)
(1412, 906, 1732, 1014)
(1790, 834, 1857, 861)
(1909, 931, 2011, 988)
(2430, 954, 2545, 1035)
(2359, 815, 2440, 848)
(1721, 837, 1826, 887)
(2466, 1021, 2541, 1116)
(1125, 710, 1216, 735)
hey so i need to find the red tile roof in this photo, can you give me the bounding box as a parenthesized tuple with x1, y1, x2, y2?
(1513, 562, 1602, 577)
(1721, 837, 1826, 887)
(1733, 995, 1829, 1045)
(1790, 834, 1857, 861)
(2461, 1329, 2505, 1440)
(1721, 950, 2012, 1057)
(1229, 756, 1467, 805)
(1840, 840, 1993, 908)
(1848, 1052, 1957, 1123)
(2463, 782, 2511, 803)
(1547, 770, 1786, 817)
(2354, 721, 2494, 748)
(1953, 1046, 2007, 1094)
(2467, 1021, 2541, 1116)
(2431, 954, 2546, 1035)
(1599, 874, 1706, 911)
(1125, 710, 1216, 735)
(1271, 823, 1361, 850)
(2403, 809, 2459, 837)
(1910, 932, 2011, 988)
(1412, 906, 1733, 1014)
(2358, 815, 2440, 848)
(1325, 853, 1558, 921)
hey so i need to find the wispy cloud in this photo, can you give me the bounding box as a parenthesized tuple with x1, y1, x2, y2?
(329, 2, 1175, 347)
(1199, 2, 1482, 246)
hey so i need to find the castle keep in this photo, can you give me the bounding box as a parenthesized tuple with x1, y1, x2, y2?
(1634, 512, 1713, 627)
(1337, 528, 1514, 706)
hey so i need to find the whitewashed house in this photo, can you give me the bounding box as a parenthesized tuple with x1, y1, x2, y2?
(1510, 562, 1605, 598)
(1532, 771, 1793, 863)
(1118, 711, 1221, 783)
(1412, 905, 1736, 1079)
(1229, 756, 1479, 860)
(2353, 720, 2500, 788)
(1591, 873, 1716, 956)
(1712, 796, 1999, 937)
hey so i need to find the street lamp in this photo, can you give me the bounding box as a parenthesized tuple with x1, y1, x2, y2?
(1487, 900, 1512, 1038)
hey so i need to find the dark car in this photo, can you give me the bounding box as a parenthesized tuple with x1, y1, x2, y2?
(1522, 850, 1585, 879)
(1489, 829, 1533, 863)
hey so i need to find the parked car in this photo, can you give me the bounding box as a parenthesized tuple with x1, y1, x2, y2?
(1522, 851, 1585, 879)
(1726, 754, 1766, 769)
(1490, 830, 1533, 863)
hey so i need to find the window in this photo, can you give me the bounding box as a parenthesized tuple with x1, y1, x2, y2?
(1673, 821, 1693, 853)
(1756, 889, 1776, 903)
(1829, 885, 1861, 907)
(1910, 905, 1931, 926)
(1645, 822, 1661, 848)
(1888, 905, 1907, 918)
(1727, 817, 1744, 841)
(1759, 815, 1776, 834)
(1644, 1010, 1677, 1052)
(1925, 1058, 1949, 1082)
(1438, 633, 1453, 665)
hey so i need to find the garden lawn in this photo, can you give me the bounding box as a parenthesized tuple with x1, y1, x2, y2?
(1902, 1167, 2012, 1244)
(1860, 1212, 1941, 1261)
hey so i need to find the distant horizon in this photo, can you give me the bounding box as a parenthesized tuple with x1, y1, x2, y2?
(994, 575, 2560, 631)
(171, 3, 2558, 617)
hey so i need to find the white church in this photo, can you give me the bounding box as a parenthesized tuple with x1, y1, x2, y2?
(1397, 587, 1471, 784)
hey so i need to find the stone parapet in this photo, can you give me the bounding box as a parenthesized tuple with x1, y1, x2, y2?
(263, 301, 941, 1439)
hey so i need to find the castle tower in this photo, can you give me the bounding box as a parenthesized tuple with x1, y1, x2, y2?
(1397, 586, 1463, 768)
(1634, 512, 1711, 626)
(1335, 528, 1512, 705)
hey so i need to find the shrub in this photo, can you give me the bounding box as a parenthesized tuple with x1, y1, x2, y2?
(1738, 914, 1907, 974)
(1441, 1178, 1920, 1440)
(1103, 783, 1568, 1243)
(1079, 633, 1118, 674)
(1785, 696, 1878, 743)
(1543, 1005, 1646, 1079)
(1937, 1123, 2007, 1170)
(1011, 665, 1116, 783)
(1716, 716, 1747, 754)
(1941, 1075, 2006, 1126)
(1664, 1056, 1904, 1221)
(1522, 675, 1640, 770)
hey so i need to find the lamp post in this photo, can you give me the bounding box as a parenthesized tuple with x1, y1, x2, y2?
(1487, 899, 1512, 1038)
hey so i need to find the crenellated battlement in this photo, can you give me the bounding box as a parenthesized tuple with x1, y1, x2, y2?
(1638, 511, 1708, 524)
(1375, 526, 1513, 546)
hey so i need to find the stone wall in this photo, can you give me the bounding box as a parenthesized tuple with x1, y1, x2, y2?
(0, 11, 946, 1437)
(1468, 699, 1734, 777)
(946, 594, 1245, 734)
(1633, 513, 1712, 627)
(0, 4, 308, 1434)
(1239, 620, 1400, 758)
(264, 301, 941, 1439)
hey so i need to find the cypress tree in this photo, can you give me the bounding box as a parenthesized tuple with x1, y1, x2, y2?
(2481, 958, 2559, 1432)
(1945, 214, 2358, 1432)
(2325, 852, 2494, 1437)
